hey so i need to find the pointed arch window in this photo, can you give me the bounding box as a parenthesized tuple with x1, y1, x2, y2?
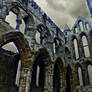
(79, 22, 84, 32)
(88, 65, 92, 85)
(1, 42, 19, 86)
(86, 23, 90, 31)
(75, 27, 79, 33)
(78, 67, 83, 86)
(73, 39, 79, 59)
(82, 36, 90, 57)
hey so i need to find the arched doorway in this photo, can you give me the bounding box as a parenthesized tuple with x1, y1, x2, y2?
(53, 58, 64, 92)
(0, 28, 32, 92)
(31, 48, 51, 92)
(0, 42, 20, 92)
(53, 62, 60, 92)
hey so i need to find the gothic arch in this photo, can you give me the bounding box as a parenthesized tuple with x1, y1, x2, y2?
(78, 21, 84, 32)
(79, 32, 90, 57)
(70, 35, 80, 59)
(36, 24, 51, 44)
(75, 63, 84, 86)
(0, 31, 32, 68)
(5, 3, 35, 32)
(31, 48, 51, 92)
(53, 37, 62, 54)
(53, 57, 65, 92)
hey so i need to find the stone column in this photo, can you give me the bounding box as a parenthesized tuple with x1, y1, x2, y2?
(72, 68, 80, 92)
(59, 72, 66, 92)
(18, 68, 32, 92)
(82, 67, 89, 86)
(44, 66, 53, 92)
(44, 71, 49, 92)
(47, 73, 53, 92)
(69, 72, 74, 92)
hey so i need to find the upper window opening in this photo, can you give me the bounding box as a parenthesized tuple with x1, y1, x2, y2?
(79, 22, 84, 32)
(73, 39, 79, 59)
(82, 36, 90, 57)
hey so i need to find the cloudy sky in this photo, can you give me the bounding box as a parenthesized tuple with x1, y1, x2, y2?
(35, 0, 92, 30)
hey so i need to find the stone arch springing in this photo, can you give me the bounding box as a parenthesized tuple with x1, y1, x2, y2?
(71, 35, 80, 59)
(31, 48, 51, 92)
(53, 57, 64, 92)
(80, 32, 90, 57)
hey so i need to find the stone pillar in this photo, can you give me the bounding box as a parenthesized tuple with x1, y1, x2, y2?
(48, 74, 53, 92)
(72, 68, 79, 92)
(59, 72, 66, 92)
(18, 68, 32, 92)
(82, 67, 89, 86)
(44, 66, 53, 92)
(69, 72, 74, 92)
(44, 71, 49, 92)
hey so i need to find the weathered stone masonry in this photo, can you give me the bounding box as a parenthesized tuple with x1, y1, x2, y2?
(0, 0, 92, 92)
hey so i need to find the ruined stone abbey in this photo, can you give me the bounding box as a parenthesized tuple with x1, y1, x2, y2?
(0, 0, 92, 92)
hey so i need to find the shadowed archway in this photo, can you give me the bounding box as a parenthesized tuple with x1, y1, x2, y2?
(30, 48, 51, 92)
(0, 21, 32, 91)
(53, 58, 64, 92)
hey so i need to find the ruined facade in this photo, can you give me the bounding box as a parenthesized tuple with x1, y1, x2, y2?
(0, 0, 92, 92)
